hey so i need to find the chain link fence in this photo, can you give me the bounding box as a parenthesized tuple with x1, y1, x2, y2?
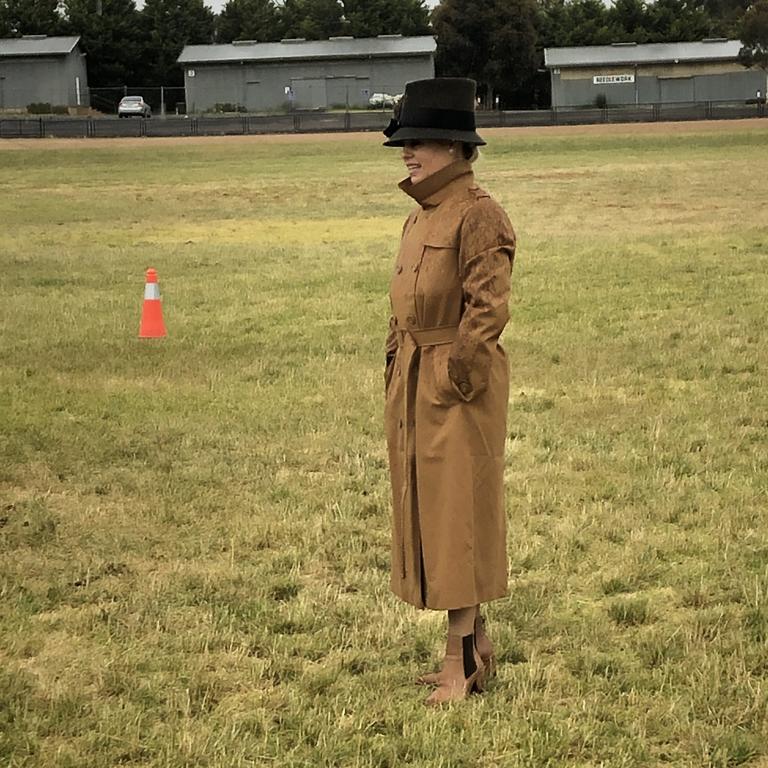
(88, 86, 187, 117)
(0, 83, 186, 116)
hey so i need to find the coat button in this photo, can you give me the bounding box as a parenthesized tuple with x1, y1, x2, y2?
(459, 382, 471, 395)
(399, 419, 403, 428)
(413, 264, 419, 273)
(396, 265, 403, 274)
(406, 315, 416, 326)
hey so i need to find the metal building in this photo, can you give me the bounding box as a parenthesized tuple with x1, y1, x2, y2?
(178, 35, 435, 113)
(544, 40, 764, 108)
(0, 35, 88, 111)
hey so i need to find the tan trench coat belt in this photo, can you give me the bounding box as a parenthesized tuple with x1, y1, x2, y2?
(397, 325, 458, 347)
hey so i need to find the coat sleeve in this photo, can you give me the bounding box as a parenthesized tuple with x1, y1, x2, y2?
(385, 314, 398, 386)
(385, 315, 398, 359)
(448, 197, 516, 402)
(385, 211, 417, 385)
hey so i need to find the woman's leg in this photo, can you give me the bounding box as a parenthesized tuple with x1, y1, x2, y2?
(417, 604, 496, 685)
(448, 606, 476, 636)
(424, 605, 485, 706)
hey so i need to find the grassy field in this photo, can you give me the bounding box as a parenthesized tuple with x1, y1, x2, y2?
(1, 120, 768, 767)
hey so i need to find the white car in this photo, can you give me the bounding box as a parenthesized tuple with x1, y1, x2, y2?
(118, 96, 152, 118)
(368, 92, 397, 109)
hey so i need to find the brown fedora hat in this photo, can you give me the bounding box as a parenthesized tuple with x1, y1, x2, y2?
(383, 77, 486, 147)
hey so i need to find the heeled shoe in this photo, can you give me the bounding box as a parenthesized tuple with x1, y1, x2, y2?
(475, 613, 497, 680)
(424, 633, 485, 706)
(417, 613, 496, 686)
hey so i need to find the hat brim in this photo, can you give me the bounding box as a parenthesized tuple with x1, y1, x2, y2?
(383, 126, 486, 147)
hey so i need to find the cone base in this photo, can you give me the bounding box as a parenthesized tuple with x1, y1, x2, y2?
(139, 300, 167, 338)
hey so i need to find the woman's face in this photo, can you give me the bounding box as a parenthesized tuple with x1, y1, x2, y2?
(401, 140, 456, 183)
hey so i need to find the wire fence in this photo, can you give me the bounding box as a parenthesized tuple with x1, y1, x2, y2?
(0, 99, 765, 139)
(88, 86, 187, 116)
(0, 85, 187, 115)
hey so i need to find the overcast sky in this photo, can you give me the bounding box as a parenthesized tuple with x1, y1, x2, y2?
(135, 0, 440, 16)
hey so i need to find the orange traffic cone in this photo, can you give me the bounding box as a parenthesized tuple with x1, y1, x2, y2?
(139, 268, 167, 338)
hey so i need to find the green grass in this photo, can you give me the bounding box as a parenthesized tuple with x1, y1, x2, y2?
(1, 122, 768, 767)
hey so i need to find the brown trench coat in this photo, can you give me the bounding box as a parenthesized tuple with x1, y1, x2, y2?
(384, 160, 516, 610)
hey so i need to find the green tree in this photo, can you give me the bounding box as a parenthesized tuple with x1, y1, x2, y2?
(0, 0, 61, 36)
(278, 0, 345, 39)
(608, 0, 652, 42)
(645, 0, 716, 41)
(537, 0, 617, 47)
(432, 0, 538, 108)
(140, 0, 214, 85)
(216, 0, 281, 43)
(340, 0, 430, 38)
(60, 0, 143, 86)
(703, 0, 750, 34)
(738, 0, 768, 96)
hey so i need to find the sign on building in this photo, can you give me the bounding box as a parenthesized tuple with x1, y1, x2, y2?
(593, 74, 634, 84)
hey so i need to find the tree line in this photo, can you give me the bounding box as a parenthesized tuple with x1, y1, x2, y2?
(1, 0, 765, 107)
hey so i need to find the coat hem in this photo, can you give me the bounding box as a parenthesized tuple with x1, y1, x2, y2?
(391, 585, 509, 611)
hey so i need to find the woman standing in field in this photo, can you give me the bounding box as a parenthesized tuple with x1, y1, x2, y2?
(383, 78, 516, 706)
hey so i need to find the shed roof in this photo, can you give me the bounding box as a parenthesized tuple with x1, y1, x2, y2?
(544, 39, 743, 68)
(178, 35, 436, 65)
(0, 35, 81, 57)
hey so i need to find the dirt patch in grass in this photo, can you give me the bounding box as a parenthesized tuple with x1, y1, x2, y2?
(0, 117, 765, 151)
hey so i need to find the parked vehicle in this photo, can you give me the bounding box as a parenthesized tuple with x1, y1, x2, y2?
(368, 92, 400, 109)
(118, 96, 152, 118)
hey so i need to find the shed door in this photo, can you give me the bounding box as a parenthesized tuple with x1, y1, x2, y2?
(659, 77, 694, 103)
(245, 81, 263, 112)
(292, 78, 327, 110)
(325, 77, 360, 108)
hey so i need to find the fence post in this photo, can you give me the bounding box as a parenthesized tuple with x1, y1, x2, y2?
(293, 113, 301, 132)
(39, 117, 44, 138)
(344, 111, 351, 131)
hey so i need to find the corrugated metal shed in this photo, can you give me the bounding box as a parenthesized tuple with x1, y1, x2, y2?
(0, 35, 81, 57)
(178, 35, 436, 65)
(545, 39, 743, 68)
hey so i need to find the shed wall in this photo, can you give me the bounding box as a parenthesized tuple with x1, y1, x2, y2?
(551, 61, 764, 107)
(183, 54, 434, 112)
(0, 51, 87, 109)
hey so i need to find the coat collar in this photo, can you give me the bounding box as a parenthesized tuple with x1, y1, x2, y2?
(398, 160, 474, 208)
